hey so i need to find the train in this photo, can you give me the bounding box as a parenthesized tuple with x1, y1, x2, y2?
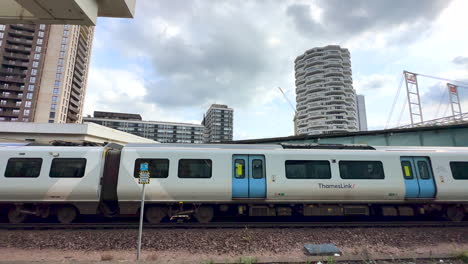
(0, 143, 467, 224)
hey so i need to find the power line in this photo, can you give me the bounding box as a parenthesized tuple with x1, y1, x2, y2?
(385, 73, 404, 129)
(435, 87, 448, 119)
(414, 72, 468, 88)
(396, 97, 407, 127)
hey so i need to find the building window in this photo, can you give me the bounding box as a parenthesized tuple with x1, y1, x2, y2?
(37, 38, 43, 45)
(64, 25, 70, 30)
(59, 51, 65, 57)
(63, 30, 68, 36)
(285, 160, 331, 179)
(133, 159, 169, 178)
(178, 159, 212, 178)
(29, 77, 36, 83)
(48, 120, 54, 123)
(34, 53, 40, 60)
(31, 69, 37, 76)
(50, 104, 56, 110)
(61, 38, 67, 44)
(52, 96, 58, 103)
(54, 80, 61, 87)
(56, 73, 62, 80)
(5, 158, 43, 178)
(49, 112, 55, 118)
(23, 118, 29, 122)
(26, 93, 33, 99)
(39, 24, 45, 30)
(58, 58, 63, 65)
(0, 25, 5, 30)
(23, 109, 29, 116)
(53, 88, 59, 95)
(60, 44, 66, 51)
(28, 84, 34, 91)
(32, 61, 39, 68)
(339, 161, 385, 179)
(38, 31, 44, 37)
(25, 101, 31, 108)
(57, 66, 62, 72)
(35, 46, 41, 52)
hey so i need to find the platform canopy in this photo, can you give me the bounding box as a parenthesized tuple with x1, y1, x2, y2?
(0, 0, 135, 26)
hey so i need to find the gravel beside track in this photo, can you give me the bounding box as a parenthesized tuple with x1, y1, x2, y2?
(0, 226, 466, 253)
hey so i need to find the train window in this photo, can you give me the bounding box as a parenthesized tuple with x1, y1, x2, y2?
(252, 159, 264, 179)
(178, 159, 212, 178)
(450, 162, 468, 180)
(285, 160, 331, 179)
(133, 159, 169, 178)
(417, 161, 430, 179)
(5, 158, 42, 178)
(50, 158, 87, 178)
(339, 161, 384, 180)
(234, 159, 245, 179)
(400, 161, 413, 179)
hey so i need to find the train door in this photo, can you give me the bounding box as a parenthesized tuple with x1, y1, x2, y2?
(400, 157, 436, 199)
(232, 155, 266, 199)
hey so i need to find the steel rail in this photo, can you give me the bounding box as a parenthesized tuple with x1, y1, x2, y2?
(0, 221, 466, 230)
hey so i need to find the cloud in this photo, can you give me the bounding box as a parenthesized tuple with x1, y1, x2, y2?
(453, 56, 468, 66)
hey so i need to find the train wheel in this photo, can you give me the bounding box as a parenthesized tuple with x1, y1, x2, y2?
(145, 206, 167, 223)
(56, 206, 78, 224)
(194, 206, 214, 223)
(8, 208, 27, 224)
(446, 206, 465, 222)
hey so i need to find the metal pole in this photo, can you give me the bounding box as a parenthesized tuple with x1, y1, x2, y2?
(137, 184, 146, 261)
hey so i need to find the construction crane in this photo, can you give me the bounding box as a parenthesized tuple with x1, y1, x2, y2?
(278, 87, 297, 114)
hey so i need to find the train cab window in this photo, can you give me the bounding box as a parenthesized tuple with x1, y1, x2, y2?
(234, 159, 245, 179)
(5, 158, 42, 178)
(417, 161, 430, 179)
(50, 158, 87, 178)
(178, 159, 212, 178)
(401, 161, 413, 179)
(339, 161, 384, 180)
(252, 159, 264, 179)
(450, 162, 468, 180)
(285, 160, 331, 179)
(134, 159, 169, 178)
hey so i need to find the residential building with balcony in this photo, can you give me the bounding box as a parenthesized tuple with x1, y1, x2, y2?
(202, 104, 234, 143)
(84, 111, 205, 144)
(0, 23, 93, 123)
(294, 45, 358, 135)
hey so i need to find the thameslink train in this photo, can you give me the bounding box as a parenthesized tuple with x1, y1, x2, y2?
(0, 143, 467, 224)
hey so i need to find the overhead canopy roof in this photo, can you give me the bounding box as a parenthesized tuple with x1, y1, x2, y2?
(0, 0, 136, 25)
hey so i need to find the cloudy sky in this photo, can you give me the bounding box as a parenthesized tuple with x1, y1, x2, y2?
(83, 0, 468, 140)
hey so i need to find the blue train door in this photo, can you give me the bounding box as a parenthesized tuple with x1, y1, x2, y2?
(400, 157, 436, 199)
(232, 155, 266, 199)
(232, 155, 249, 198)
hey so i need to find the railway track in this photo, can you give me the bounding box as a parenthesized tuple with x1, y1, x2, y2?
(0, 220, 467, 230)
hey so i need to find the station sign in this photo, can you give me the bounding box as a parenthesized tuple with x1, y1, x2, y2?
(138, 163, 150, 184)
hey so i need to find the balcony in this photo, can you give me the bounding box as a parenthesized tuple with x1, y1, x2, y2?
(0, 102, 21, 109)
(67, 112, 79, 121)
(7, 37, 33, 45)
(0, 76, 25, 83)
(3, 45, 31, 55)
(3, 52, 30, 61)
(68, 105, 79, 114)
(0, 85, 24, 92)
(9, 30, 34, 38)
(0, 111, 20, 117)
(10, 24, 36, 31)
(0, 67, 27, 75)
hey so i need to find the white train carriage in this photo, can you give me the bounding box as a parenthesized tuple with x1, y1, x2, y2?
(116, 144, 468, 223)
(0, 145, 107, 223)
(0, 143, 467, 224)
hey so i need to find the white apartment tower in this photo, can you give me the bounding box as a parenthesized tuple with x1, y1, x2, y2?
(294, 45, 358, 135)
